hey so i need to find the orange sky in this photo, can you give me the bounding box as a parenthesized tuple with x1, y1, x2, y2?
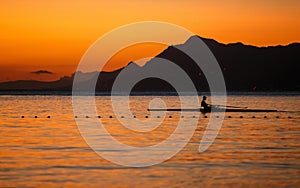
(0, 0, 299, 81)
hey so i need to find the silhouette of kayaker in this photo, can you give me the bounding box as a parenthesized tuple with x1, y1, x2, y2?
(201, 96, 211, 112)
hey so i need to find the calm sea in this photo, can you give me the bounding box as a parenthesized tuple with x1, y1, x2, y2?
(0, 94, 300, 187)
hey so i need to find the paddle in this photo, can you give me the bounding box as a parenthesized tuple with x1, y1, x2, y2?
(210, 104, 248, 109)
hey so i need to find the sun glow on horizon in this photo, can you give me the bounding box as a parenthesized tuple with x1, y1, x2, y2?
(0, 0, 299, 81)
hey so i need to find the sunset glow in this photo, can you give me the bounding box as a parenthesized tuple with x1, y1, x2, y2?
(0, 0, 299, 81)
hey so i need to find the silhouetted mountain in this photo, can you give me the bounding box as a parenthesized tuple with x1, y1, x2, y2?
(0, 76, 72, 90)
(146, 36, 300, 91)
(0, 35, 299, 93)
(197, 36, 300, 91)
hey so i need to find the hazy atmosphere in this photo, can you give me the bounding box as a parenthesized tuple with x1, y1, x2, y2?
(0, 0, 299, 81)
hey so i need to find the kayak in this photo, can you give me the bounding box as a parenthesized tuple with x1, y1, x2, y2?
(148, 108, 277, 113)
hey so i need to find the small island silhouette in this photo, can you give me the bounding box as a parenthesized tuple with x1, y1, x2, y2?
(0, 35, 299, 93)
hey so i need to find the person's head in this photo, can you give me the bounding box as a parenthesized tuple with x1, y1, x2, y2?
(203, 96, 207, 100)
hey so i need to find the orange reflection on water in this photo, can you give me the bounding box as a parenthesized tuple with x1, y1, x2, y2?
(0, 95, 300, 187)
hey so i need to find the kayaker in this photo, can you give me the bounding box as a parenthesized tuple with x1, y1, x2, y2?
(201, 96, 211, 111)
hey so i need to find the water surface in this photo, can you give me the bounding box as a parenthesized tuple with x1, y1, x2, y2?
(0, 95, 299, 187)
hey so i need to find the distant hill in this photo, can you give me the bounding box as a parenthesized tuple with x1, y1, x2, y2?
(0, 35, 299, 93)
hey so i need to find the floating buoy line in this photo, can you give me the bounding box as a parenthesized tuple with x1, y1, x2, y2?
(3, 115, 298, 119)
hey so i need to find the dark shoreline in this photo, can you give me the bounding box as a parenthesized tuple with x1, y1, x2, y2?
(0, 90, 300, 96)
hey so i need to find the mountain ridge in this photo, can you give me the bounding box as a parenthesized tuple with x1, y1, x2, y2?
(1, 35, 299, 92)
